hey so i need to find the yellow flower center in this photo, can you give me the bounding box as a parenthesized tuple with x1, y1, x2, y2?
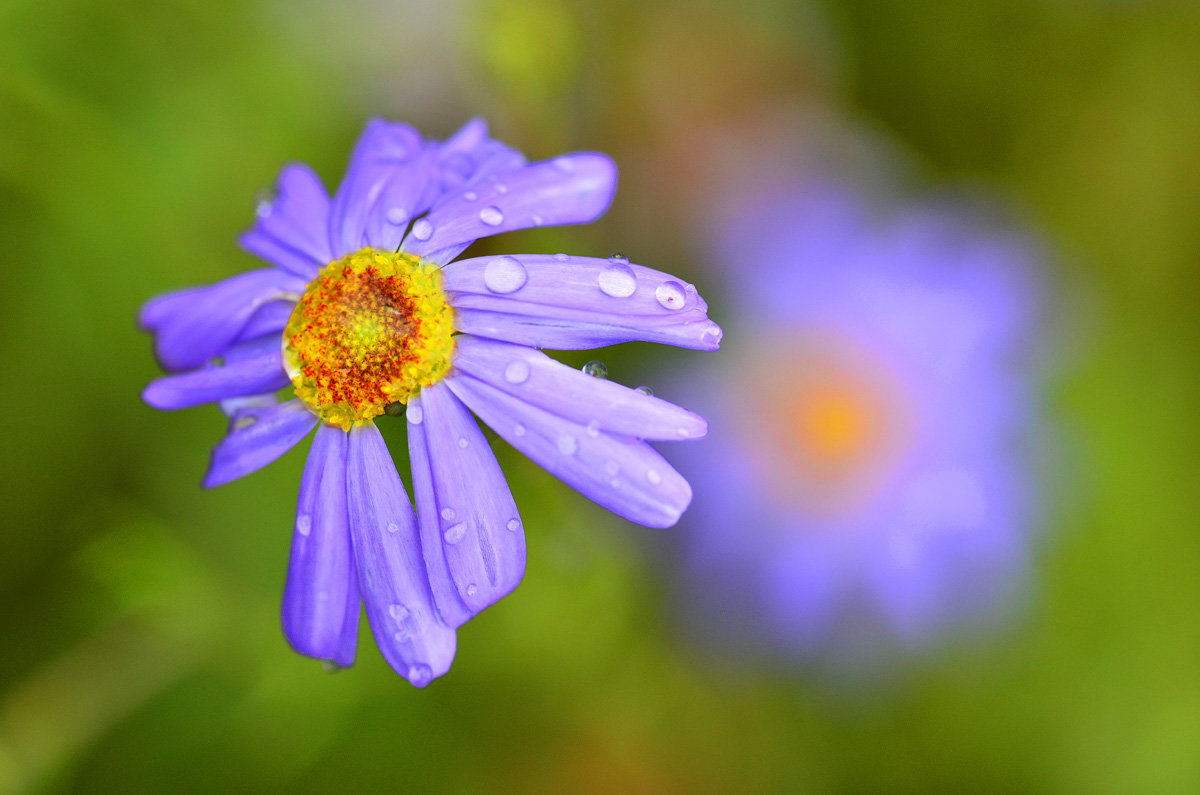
(283, 248, 455, 430)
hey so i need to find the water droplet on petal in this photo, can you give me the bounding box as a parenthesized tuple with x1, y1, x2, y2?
(655, 280, 686, 310)
(479, 206, 504, 226)
(554, 253, 569, 262)
(440, 507, 455, 521)
(582, 360, 608, 378)
(609, 252, 628, 263)
(297, 514, 312, 536)
(635, 385, 654, 397)
(465, 583, 478, 598)
(386, 521, 400, 533)
(553, 156, 576, 172)
(457, 437, 469, 449)
(531, 214, 544, 226)
(444, 522, 467, 544)
(605, 461, 620, 476)
(494, 182, 508, 194)
(411, 218, 433, 241)
(464, 190, 478, 201)
(598, 261, 637, 298)
(586, 420, 600, 437)
(506, 518, 521, 532)
(483, 256, 527, 294)
(513, 424, 526, 436)
(389, 603, 410, 622)
(407, 405, 424, 424)
(407, 664, 433, 686)
(385, 207, 409, 225)
(557, 434, 579, 455)
(504, 360, 530, 384)
(646, 469, 662, 485)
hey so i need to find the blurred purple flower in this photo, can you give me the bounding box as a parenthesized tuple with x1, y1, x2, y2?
(140, 119, 720, 686)
(671, 185, 1041, 662)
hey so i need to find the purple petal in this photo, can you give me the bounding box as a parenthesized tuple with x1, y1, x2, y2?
(446, 373, 692, 528)
(445, 254, 723, 351)
(407, 383, 525, 628)
(203, 399, 318, 487)
(236, 299, 296, 343)
(142, 335, 289, 410)
(282, 424, 360, 666)
(452, 335, 707, 441)
(139, 269, 305, 372)
(346, 424, 457, 686)
(239, 164, 333, 278)
(403, 154, 617, 265)
(328, 120, 429, 257)
(426, 118, 527, 204)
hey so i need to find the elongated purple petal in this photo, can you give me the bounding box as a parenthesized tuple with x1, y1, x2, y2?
(403, 154, 617, 265)
(426, 118, 527, 205)
(452, 335, 706, 441)
(240, 164, 333, 278)
(282, 424, 360, 666)
(445, 254, 723, 350)
(139, 269, 305, 372)
(407, 384, 525, 627)
(236, 300, 295, 343)
(446, 373, 692, 528)
(328, 120, 429, 257)
(346, 424, 456, 686)
(203, 399, 318, 487)
(142, 335, 289, 410)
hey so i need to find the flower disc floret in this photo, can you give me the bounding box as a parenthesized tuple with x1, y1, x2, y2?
(283, 248, 455, 430)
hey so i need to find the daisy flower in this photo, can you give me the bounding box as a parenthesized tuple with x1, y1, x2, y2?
(670, 186, 1040, 662)
(140, 119, 721, 686)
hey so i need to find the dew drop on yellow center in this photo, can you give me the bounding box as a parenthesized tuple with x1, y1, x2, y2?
(283, 248, 455, 430)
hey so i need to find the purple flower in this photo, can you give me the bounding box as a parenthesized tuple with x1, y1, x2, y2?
(671, 186, 1040, 662)
(140, 119, 720, 686)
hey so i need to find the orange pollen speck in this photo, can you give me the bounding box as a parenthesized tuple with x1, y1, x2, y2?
(282, 248, 455, 430)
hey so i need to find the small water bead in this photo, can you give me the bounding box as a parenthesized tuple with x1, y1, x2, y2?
(389, 603, 410, 623)
(598, 261, 637, 298)
(411, 218, 434, 240)
(494, 183, 508, 194)
(582, 360, 608, 379)
(297, 514, 312, 536)
(506, 518, 521, 532)
(407, 664, 433, 686)
(605, 460, 620, 476)
(586, 420, 601, 438)
(440, 507, 455, 521)
(504, 360, 530, 384)
(635, 385, 654, 397)
(531, 214, 544, 226)
(386, 521, 400, 534)
(557, 434, 579, 455)
(479, 206, 504, 226)
(646, 470, 662, 485)
(465, 584, 478, 598)
(513, 423, 526, 436)
(553, 156, 576, 172)
(464, 190, 478, 201)
(655, 280, 687, 310)
(385, 207, 409, 225)
(609, 252, 628, 263)
(483, 256, 527, 294)
(554, 253, 569, 262)
(407, 405, 424, 424)
(254, 189, 274, 218)
(444, 522, 467, 544)
(457, 437, 469, 449)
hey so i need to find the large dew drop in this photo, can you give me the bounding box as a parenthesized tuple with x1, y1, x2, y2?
(598, 261, 637, 298)
(655, 280, 686, 310)
(479, 206, 504, 226)
(504, 360, 531, 384)
(411, 218, 434, 241)
(483, 256, 527, 294)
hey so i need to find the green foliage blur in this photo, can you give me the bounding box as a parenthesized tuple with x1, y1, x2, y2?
(2, 0, 1199, 791)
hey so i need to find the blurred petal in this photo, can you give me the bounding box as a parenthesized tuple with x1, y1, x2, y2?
(142, 335, 289, 410)
(403, 154, 617, 265)
(282, 425, 360, 666)
(452, 335, 706, 440)
(346, 424, 457, 686)
(139, 269, 305, 372)
(447, 373, 691, 528)
(445, 254, 722, 350)
(240, 164, 333, 278)
(328, 119, 429, 257)
(407, 383, 525, 627)
(203, 399, 318, 488)
(426, 117, 527, 205)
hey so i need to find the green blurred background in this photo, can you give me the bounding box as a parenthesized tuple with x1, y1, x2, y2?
(2, 0, 1199, 791)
